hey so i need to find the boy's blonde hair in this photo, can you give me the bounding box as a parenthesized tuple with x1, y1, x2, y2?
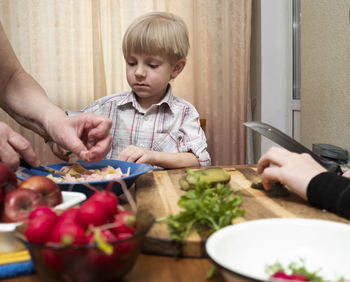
(122, 12, 189, 63)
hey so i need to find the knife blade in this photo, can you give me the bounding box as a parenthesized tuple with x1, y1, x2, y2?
(244, 121, 342, 174)
(19, 158, 64, 176)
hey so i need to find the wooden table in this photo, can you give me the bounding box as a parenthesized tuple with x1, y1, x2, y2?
(3, 165, 349, 282)
(1, 254, 225, 282)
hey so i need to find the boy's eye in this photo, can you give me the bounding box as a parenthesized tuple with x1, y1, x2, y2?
(127, 61, 136, 66)
(149, 64, 159, 68)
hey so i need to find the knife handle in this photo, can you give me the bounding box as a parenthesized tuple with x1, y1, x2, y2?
(319, 159, 343, 175)
(19, 158, 32, 169)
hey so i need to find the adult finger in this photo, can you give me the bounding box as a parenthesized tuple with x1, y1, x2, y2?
(88, 118, 112, 138)
(50, 143, 70, 161)
(82, 135, 112, 162)
(257, 147, 291, 174)
(0, 131, 39, 170)
(260, 166, 284, 190)
(0, 144, 20, 170)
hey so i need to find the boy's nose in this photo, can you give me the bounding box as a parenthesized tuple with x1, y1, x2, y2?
(135, 65, 146, 77)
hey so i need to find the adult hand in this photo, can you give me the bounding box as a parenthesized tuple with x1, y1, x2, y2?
(342, 169, 350, 178)
(0, 122, 40, 170)
(117, 145, 156, 165)
(257, 147, 327, 200)
(47, 113, 112, 162)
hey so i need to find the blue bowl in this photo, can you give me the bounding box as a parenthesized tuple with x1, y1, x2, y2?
(16, 160, 152, 197)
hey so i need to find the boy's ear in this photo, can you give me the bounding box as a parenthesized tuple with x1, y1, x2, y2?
(171, 59, 186, 79)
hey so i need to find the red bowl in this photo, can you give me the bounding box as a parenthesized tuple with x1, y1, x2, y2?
(16, 209, 154, 282)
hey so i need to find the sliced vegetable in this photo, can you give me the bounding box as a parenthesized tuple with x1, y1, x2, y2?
(179, 168, 231, 191)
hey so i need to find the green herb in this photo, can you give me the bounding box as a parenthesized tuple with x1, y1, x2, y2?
(159, 181, 244, 243)
(266, 258, 344, 282)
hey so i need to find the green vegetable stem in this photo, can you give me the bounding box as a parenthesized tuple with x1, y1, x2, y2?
(159, 181, 244, 243)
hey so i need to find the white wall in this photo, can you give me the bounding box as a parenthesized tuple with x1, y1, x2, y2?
(260, 0, 295, 155)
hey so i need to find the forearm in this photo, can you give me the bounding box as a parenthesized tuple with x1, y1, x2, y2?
(1, 70, 65, 140)
(0, 23, 65, 140)
(153, 151, 200, 169)
(307, 172, 350, 219)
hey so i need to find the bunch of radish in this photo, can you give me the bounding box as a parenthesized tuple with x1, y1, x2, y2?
(24, 181, 137, 253)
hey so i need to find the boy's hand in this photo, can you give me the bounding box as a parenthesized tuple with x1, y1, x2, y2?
(117, 145, 156, 165)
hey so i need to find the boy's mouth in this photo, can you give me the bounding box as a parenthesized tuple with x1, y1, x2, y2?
(134, 83, 149, 88)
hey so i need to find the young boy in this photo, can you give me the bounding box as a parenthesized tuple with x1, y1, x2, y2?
(65, 12, 211, 168)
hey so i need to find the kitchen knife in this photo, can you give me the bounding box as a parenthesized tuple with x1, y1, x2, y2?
(19, 158, 63, 176)
(244, 121, 342, 174)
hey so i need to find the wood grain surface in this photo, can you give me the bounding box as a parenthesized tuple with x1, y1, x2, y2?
(135, 165, 350, 257)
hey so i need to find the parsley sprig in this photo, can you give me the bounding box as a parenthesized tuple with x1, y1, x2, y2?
(160, 181, 244, 242)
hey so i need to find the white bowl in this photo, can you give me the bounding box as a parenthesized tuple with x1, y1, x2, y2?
(0, 191, 86, 253)
(206, 218, 350, 282)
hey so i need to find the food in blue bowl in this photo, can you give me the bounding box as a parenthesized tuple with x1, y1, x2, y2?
(16, 160, 152, 197)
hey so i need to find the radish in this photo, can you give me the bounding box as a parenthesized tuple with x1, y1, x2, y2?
(111, 212, 136, 235)
(88, 182, 118, 220)
(28, 206, 56, 220)
(115, 233, 134, 254)
(289, 274, 308, 281)
(25, 212, 58, 244)
(43, 248, 63, 273)
(116, 210, 133, 216)
(77, 199, 110, 228)
(50, 220, 87, 246)
(87, 229, 117, 245)
(271, 272, 291, 280)
(57, 207, 80, 224)
(271, 272, 308, 281)
(86, 228, 119, 269)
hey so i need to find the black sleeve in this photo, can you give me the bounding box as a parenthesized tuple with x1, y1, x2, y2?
(307, 172, 350, 219)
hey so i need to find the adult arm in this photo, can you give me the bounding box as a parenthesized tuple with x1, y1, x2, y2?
(307, 172, 350, 219)
(0, 23, 57, 139)
(0, 23, 112, 169)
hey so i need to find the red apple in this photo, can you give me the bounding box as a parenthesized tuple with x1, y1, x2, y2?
(0, 162, 18, 207)
(19, 175, 62, 207)
(2, 188, 47, 223)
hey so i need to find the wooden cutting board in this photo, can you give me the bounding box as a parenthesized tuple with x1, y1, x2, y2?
(135, 165, 350, 258)
(134, 166, 260, 258)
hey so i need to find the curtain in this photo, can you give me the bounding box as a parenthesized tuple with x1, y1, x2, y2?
(0, 0, 252, 166)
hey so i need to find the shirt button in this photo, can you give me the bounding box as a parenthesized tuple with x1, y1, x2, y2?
(143, 116, 148, 121)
